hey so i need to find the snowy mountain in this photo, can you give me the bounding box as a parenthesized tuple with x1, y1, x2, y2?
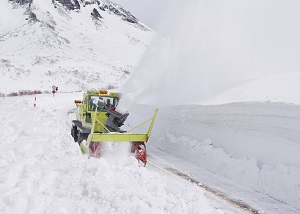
(0, 0, 152, 95)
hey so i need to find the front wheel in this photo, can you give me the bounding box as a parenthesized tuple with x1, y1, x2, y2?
(77, 132, 88, 145)
(132, 142, 147, 166)
(71, 126, 78, 142)
(89, 142, 102, 158)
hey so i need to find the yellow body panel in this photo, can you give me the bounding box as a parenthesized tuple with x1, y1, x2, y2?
(91, 133, 148, 142)
(75, 90, 121, 132)
(74, 90, 158, 155)
(81, 108, 158, 155)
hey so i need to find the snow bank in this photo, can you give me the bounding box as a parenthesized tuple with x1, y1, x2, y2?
(202, 72, 300, 105)
(159, 133, 300, 209)
(146, 103, 300, 210)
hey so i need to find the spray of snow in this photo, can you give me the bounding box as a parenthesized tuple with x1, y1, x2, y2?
(118, 0, 300, 111)
(101, 142, 132, 164)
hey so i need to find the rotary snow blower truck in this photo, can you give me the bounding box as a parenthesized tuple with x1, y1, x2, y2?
(71, 90, 158, 166)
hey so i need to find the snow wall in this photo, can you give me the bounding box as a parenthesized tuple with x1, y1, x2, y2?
(127, 103, 300, 210)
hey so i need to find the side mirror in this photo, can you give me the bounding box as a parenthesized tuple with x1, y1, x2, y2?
(74, 100, 82, 104)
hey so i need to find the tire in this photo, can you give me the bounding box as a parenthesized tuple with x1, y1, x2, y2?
(77, 132, 88, 145)
(71, 126, 78, 142)
(77, 131, 82, 144)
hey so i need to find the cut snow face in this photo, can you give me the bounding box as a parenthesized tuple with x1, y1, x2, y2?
(145, 102, 300, 211)
(117, 0, 300, 110)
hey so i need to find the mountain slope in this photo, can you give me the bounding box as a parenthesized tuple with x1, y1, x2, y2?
(0, 0, 153, 94)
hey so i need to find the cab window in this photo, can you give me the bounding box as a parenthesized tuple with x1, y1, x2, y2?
(88, 96, 119, 112)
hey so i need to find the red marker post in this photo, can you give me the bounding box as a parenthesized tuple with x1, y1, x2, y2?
(34, 94, 37, 107)
(52, 85, 56, 97)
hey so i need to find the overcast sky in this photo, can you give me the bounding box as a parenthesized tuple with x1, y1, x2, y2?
(112, 0, 173, 29)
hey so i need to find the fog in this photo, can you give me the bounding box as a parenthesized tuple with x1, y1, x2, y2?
(112, 0, 174, 29)
(118, 0, 300, 110)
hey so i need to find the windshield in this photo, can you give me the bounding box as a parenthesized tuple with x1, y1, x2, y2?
(87, 96, 119, 112)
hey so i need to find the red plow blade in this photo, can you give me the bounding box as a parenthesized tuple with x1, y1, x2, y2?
(88, 142, 147, 166)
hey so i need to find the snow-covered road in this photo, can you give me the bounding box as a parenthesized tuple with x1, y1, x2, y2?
(0, 93, 246, 214)
(1, 93, 299, 213)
